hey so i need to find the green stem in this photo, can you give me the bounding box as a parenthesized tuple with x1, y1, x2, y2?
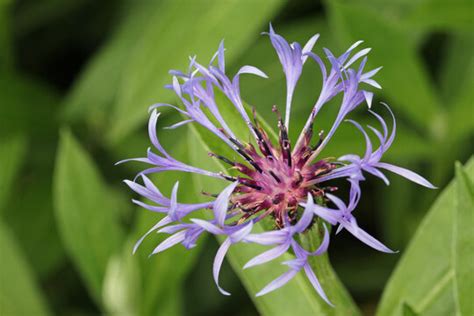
(299, 221, 362, 316)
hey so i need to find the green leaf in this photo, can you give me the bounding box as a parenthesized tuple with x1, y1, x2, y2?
(0, 0, 13, 69)
(115, 119, 204, 316)
(402, 303, 418, 316)
(3, 168, 65, 278)
(447, 56, 474, 140)
(107, 0, 285, 144)
(53, 129, 124, 303)
(326, 0, 442, 132)
(102, 241, 141, 316)
(377, 157, 474, 316)
(453, 162, 474, 315)
(0, 133, 27, 213)
(0, 71, 58, 138)
(403, 0, 474, 32)
(186, 94, 360, 314)
(0, 220, 51, 316)
(62, 1, 159, 127)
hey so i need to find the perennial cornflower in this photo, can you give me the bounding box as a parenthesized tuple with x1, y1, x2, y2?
(119, 25, 435, 305)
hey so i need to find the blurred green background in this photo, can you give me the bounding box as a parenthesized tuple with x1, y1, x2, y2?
(0, 0, 472, 315)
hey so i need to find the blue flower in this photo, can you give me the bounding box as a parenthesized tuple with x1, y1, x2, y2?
(119, 25, 435, 305)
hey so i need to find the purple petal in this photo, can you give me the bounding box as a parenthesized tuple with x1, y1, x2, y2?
(124, 180, 155, 202)
(303, 264, 333, 306)
(344, 47, 371, 69)
(214, 182, 238, 226)
(375, 162, 436, 189)
(190, 219, 224, 235)
(255, 269, 299, 297)
(342, 218, 395, 253)
(362, 78, 382, 89)
(346, 119, 372, 161)
(131, 199, 167, 213)
(244, 230, 288, 245)
(325, 194, 347, 212)
(363, 91, 374, 108)
(148, 110, 170, 157)
(133, 215, 172, 254)
(243, 242, 290, 269)
(311, 204, 340, 225)
(230, 221, 254, 242)
(164, 119, 194, 130)
(308, 224, 330, 255)
(301, 34, 320, 63)
(213, 238, 232, 295)
(364, 166, 390, 185)
(236, 65, 268, 78)
(361, 66, 383, 80)
(306, 51, 327, 82)
(151, 230, 186, 255)
(293, 194, 315, 233)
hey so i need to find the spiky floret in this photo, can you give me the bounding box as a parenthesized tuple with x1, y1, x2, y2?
(118, 24, 435, 304)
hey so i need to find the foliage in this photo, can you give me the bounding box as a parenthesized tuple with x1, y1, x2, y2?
(0, 0, 472, 315)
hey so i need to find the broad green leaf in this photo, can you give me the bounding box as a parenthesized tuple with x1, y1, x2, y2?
(377, 157, 474, 316)
(0, 220, 51, 316)
(107, 0, 285, 144)
(186, 91, 360, 314)
(62, 1, 159, 127)
(326, 0, 442, 132)
(102, 241, 141, 316)
(116, 119, 204, 316)
(0, 133, 26, 212)
(0, 0, 12, 69)
(0, 71, 63, 278)
(447, 57, 474, 140)
(427, 34, 473, 185)
(0, 71, 58, 138)
(53, 129, 124, 303)
(453, 163, 474, 315)
(136, 145, 203, 316)
(403, 303, 418, 316)
(3, 169, 64, 278)
(403, 0, 474, 32)
(439, 34, 474, 103)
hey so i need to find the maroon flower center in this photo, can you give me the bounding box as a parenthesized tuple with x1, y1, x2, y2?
(211, 107, 336, 228)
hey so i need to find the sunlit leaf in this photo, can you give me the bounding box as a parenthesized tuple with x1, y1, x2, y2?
(117, 119, 205, 316)
(53, 129, 125, 303)
(403, 0, 474, 32)
(0, 220, 51, 316)
(326, 0, 441, 131)
(0, 134, 27, 213)
(102, 241, 141, 316)
(107, 0, 285, 144)
(453, 162, 474, 315)
(62, 1, 159, 127)
(377, 157, 474, 316)
(4, 170, 64, 278)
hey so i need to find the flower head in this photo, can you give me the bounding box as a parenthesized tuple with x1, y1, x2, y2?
(119, 25, 435, 305)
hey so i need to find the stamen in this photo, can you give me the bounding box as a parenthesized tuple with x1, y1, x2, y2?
(208, 152, 235, 166)
(269, 170, 281, 183)
(274, 105, 292, 167)
(220, 173, 262, 190)
(312, 130, 324, 150)
(238, 178, 263, 191)
(201, 191, 218, 198)
(252, 124, 273, 157)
